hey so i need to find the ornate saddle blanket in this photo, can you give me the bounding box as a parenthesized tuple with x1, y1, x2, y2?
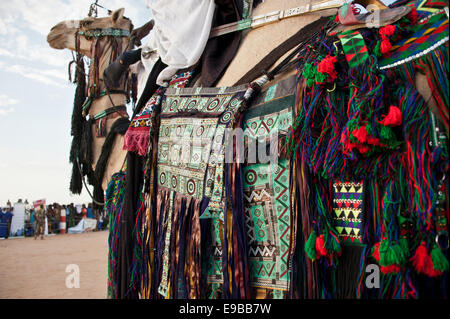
(154, 84, 249, 298)
(206, 75, 297, 298)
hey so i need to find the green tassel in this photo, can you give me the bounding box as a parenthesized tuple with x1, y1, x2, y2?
(305, 230, 317, 261)
(379, 239, 407, 266)
(374, 41, 382, 58)
(302, 63, 316, 79)
(365, 122, 373, 135)
(327, 231, 342, 254)
(315, 71, 328, 84)
(380, 125, 396, 141)
(380, 125, 402, 148)
(431, 244, 449, 272)
(398, 237, 409, 254)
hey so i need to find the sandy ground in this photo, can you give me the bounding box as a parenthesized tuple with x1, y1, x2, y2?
(0, 231, 108, 299)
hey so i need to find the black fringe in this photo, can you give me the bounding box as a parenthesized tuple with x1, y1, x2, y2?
(69, 57, 87, 194)
(334, 245, 365, 298)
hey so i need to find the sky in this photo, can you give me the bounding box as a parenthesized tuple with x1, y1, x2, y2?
(0, 0, 150, 206)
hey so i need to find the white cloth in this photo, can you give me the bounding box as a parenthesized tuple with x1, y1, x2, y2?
(130, 48, 159, 101)
(144, 0, 216, 85)
(10, 203, 25, 236)
(67, 218, 97, 234)
(68, 219, 85, 234)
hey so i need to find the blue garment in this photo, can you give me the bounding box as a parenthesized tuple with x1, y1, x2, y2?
(87, 207, 94, 218)
(30, 210, 36, 224)
(0, 211, 13, 237)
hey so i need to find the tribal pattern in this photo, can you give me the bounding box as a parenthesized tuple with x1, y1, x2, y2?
(157, 85, 248, 220)
(124, 72, 193, 156)
(380, 10, 449, 69)
(332, 181, 364, 246)
(242, 96, 294, 292)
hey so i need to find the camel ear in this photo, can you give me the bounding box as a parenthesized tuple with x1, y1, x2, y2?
(111, 8, 125, 24)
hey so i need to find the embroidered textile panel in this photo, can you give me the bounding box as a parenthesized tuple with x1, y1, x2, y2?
(157, 85, 248, 219)
(332, 181, 364, 246)
(241, 77, 296, 292)
(205, 75, 297, 295)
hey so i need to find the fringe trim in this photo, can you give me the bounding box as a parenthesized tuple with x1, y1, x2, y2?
(123, 128, 150, 156)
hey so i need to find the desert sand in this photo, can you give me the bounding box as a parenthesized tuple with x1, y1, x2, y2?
(0, 231, 108, 299)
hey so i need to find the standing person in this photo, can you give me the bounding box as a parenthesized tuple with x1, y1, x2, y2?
(5, 208, 13, 239)
(81, 204, 87, 219)
(0, 208, 13, 239)
(35, 204, 45, 240)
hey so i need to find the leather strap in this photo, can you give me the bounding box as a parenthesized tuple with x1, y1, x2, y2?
(92, 105, 127, 120)
(210, 0, 345, 38)
(234, 16, 331, 85)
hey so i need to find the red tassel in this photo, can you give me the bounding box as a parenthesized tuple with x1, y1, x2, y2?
(380, 39, 392, 54)
(379, 105, 402, 126)
(411, 242, 442, 277)
(317, 55, 338, 82)
(352, 125, 368, 144)
(379, 25, 396, 37)
(381, 264, 401, 274)
(315, 234, 328, 257)
(372, 242, 381, 261)
(355, 143, 371, 154)
(366, 135, 385, 147)
(407, 7, 418, 24)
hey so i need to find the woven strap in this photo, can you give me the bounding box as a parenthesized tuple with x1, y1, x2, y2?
(92, 105, 127, 120)
(338, 30, 369, 68)
(78, 28, 130, 39)
(82, 89, 127, 116)
(210, 0, 345, 38)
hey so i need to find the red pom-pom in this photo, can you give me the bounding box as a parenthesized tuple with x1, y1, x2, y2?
(372, 242, 381, 261)
(379, 106, 402, 126)
(317, 55, 338, 83)
(379, 25, 396, 37)
(315, 234, 328, 257)
(380, 39, 392, 54)
(367, 135, 385, 147)
(407, 7, 418, 24)
(334, 14, 340, 22)
(410, 242, 442, 277)
(355, 143, 371, 154)
(352, 125, 368, 144)
(381, 264, 401, 274)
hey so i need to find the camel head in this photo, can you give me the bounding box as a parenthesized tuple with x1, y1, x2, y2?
(46, 8, 132, 57)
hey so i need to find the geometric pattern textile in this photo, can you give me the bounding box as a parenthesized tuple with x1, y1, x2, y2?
(338, 30, 370, 69)
(241, 92, 295, 292)
(157, 85, 248, 220)
(379, 9, 449, 69)
(332, 181, 364, 246)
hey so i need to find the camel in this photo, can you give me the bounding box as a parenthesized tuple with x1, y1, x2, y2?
(47, 8, 133, 193)
(47, 1, 444, 198)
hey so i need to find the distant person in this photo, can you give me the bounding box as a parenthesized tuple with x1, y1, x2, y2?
(0, 208, 14, 239)
(35, 204, 45, 240)
(81, 204, 88, 219)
